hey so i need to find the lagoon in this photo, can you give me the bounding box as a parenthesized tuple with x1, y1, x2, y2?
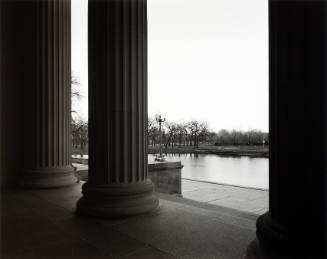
(149, 153, 268, 189)
(73, 153, 269, 189)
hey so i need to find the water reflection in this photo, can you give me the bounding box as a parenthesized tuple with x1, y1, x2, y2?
(73, 153, 268, 189)
(148, 153, 268, 190)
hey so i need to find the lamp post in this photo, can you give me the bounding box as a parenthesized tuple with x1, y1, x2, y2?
(155, 114, 166, 162)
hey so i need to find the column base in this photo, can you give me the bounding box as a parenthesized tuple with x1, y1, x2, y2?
(246, 213, 324, 259)
(76, 180, 159, 218)
(247, 239, 283, 259)
(20, 166, 76, 188)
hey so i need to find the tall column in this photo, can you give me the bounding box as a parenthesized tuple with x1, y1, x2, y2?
(247, 1, 327, 258)
(76, 0, 158, 217)
(20, 0, 76, 188)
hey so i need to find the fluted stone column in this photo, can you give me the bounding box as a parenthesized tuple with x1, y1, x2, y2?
(247, 1, 327, 258)
(20, 0, 76, 188)
(76, 0, 158, 217)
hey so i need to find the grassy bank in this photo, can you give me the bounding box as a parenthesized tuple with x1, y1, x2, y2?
(148, 145, 269, 158)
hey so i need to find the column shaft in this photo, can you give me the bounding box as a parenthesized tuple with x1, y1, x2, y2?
(76, 0, 158, 217)
(21, 0, 75, 188)
(247, 1, 327, 258)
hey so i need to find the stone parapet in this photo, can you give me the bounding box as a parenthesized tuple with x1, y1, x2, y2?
(74, 160, 183, 195)
(148, 161, 183, 195)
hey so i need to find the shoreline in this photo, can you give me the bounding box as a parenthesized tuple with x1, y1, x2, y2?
(73, 145, 269, 158)
(73, 163, 268, 191)
(182, 178, 268, 191)
(148, 145, 269, 158)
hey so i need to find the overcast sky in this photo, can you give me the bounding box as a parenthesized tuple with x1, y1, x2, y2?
(72, 0, 268, 132)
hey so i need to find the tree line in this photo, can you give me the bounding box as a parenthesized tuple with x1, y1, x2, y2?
(148, 119, 209, 148)
(209, 129, 269, 146)
(148, 117, 269, 148)
(71, 117, 269, 153)
(71, 118, 269, 153)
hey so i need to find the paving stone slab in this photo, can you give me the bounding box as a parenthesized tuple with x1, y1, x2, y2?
(182, 179, 268, 215)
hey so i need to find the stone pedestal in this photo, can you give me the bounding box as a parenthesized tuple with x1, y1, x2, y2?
(247, 1, 327, 258)
(76, 0, 158, 217)
(148, 161, 183, 195)
(20, 0, 76, 188)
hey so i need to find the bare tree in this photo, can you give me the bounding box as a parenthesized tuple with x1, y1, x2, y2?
(72, 119, 88, 154)
(176, 123, 187, 147)
(164, 121, 178, 148)
(147, 117, 159, 146)
(187, 120, 208, 148)
(71, 72, 83, 116)
(71, 72, 88, 154)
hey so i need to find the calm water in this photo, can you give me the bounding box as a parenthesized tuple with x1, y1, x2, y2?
(73, 153, 268, 189)
(149, 153, 268, 189)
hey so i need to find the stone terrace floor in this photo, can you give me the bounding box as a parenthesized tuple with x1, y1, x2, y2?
(73, 163, 269, 215)
(1, 183, 258, 259)
(182, 179, 268, 215)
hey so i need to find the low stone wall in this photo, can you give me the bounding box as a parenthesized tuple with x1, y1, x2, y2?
(148, 161, 183, 195)
(72, 157, 88, 165)
(72, 163, 88, 182)
(73, 160, 183, 195)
